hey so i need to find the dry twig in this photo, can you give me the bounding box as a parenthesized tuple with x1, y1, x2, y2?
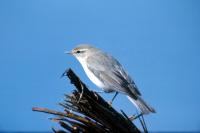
(32, 68, 141, 133)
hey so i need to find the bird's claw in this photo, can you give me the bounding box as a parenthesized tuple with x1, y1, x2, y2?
(129, 113, 143, 121)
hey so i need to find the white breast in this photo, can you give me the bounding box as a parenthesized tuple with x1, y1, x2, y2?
(76, 57, 105, 89)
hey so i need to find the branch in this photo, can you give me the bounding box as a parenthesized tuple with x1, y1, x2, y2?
(32, 68, 141, 133)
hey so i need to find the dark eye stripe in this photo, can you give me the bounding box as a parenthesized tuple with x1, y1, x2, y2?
(76, 50, 85, 54)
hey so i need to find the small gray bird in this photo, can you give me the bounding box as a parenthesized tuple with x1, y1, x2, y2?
(67, 44, 155, 114)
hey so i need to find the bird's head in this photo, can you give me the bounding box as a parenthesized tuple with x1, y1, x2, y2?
(66, 44, 97, 60)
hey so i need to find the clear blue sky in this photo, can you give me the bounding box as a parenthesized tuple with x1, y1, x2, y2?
(0, 0, 200, 132)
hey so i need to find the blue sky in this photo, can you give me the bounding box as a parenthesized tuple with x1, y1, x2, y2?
(0, 0, 200, 132)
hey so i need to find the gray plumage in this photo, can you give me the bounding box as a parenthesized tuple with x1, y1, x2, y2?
(87, 50, 141, 96)
(68, 44, 156, 114)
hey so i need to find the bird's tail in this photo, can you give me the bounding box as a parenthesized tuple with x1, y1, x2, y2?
(127, 96, 156, 114)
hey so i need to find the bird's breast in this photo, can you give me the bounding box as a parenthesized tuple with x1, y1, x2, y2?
(79, 60, 105, 89)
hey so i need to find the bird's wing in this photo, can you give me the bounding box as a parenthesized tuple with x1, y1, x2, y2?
(86, 51, 141, 96)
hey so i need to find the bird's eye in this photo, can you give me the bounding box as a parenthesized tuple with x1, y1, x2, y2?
(76, 50, 81, 53)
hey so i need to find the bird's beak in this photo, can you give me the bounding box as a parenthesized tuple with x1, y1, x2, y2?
(65, 51, 73, 55)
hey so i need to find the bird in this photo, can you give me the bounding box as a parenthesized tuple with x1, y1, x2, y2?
(66, 44, 155, 114)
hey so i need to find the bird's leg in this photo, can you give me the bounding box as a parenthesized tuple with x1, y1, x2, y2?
(108, 92, 118, 105)
(138, 114, 148, 133)
(129, 113, 148, 133)
(92, 91, 118, 105)
(129, 113, 143, 121)
(111, 92, 118, 102)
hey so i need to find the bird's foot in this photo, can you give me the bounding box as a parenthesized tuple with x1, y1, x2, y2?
(129, 113, 148, 133)
(129, 113, 143, 121)
(107, 92, 118, 106)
